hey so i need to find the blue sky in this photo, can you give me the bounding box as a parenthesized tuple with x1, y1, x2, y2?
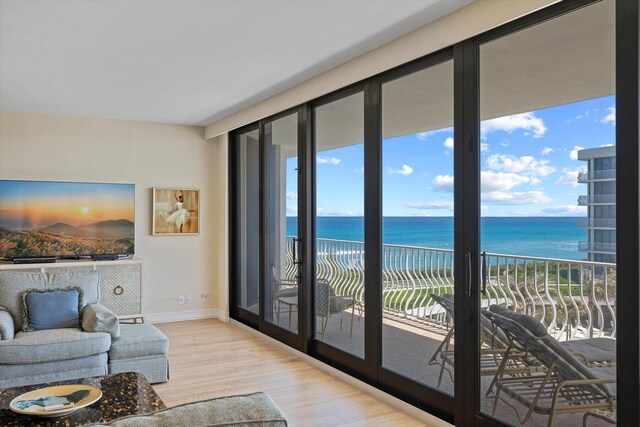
(287, 95, 615, 217)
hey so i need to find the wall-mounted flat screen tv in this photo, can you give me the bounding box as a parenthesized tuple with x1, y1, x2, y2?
(0, 180, 135, 260)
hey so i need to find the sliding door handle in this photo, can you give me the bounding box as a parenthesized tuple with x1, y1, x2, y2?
(293, 237, 303, 265)
(466, 251, 472, 297)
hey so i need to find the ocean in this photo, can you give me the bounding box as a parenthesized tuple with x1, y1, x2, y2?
(287, 217, 587, 261)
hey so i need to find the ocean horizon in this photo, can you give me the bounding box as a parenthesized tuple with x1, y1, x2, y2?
(287, 216, 588, 261)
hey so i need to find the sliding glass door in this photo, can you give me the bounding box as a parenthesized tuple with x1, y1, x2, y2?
(472, 1, 618, 425)
(231, 126, 260, 321)
(378, 56, 457, 405)
(263, 111, 304, 344)
(229, 1, 636, 424)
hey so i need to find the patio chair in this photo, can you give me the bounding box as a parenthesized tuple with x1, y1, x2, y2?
(428, 294, 530, 387)
(316, 279, 331, 339)
(273, 275, 298, 329)
(485, 306, 616, 426)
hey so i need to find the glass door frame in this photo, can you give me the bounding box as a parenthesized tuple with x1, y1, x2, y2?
(372, 47, 456, 418)
(260, 105, 311, 350)
(229, 122, 260, 328)
(229, 104, 312, 352)
(309, 81, 374, 379)
(228, 0, 639, 424)
(458, 0, 640, 425)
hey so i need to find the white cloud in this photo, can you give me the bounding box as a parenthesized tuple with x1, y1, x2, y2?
(286, 206, 298, 215)
(317, 156, 341, 165)
(569, 146, 584, 161)
(443, 137, 454, 150)
(600, 107, 616, 126)
(317, 208, 354, 216)
(432, 175, 454, 192)
(486, 154, 555, 177)
(541, 147, 554, 156)
(480, 143, 489, 152)
(416, 132, 429, 141)
(482, 191, 551, 205)
(354, 166, 364, 174)
(286, 191, 297, 200)
(387, 164, 414, 176)
(481, 112, 547, 139)
(433, 171, 540, 193)
(404, 201, 454, 210)
(482, 171, 540, 191)
(554, 167, 586, 187)
(541, 205, 587, 216)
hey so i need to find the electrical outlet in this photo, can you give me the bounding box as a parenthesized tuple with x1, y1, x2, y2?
(177, 295, 185, 305)
(186, 294, 192, 304)
(201, 293, 209, 303)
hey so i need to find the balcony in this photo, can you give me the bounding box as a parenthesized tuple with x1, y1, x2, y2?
(278, 237, 617, 425)
(577, 194, 616, 205)
(577, 218, 616, 229)
(283, 237, 617, 343)
(578, 241, 617, 253)
(577, 169, 616, 182)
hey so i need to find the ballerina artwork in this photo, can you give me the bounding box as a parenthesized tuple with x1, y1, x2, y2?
(153, 187, 200, 235)
(167, 190, 189, 233)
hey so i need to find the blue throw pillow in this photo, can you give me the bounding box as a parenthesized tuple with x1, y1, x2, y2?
(22, 287, 83, 331)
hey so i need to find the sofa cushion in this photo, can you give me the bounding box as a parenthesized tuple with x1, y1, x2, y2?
(561, 337, 617, 364)
(0, 271, 47, 329)
(23, 287, 82, 331)
(0, 352, 107, 379)
(109, 324, 168, 360)
(47, 270, 100, 308)
(0, 328, 110, 364)
(88, 392, 288, 427)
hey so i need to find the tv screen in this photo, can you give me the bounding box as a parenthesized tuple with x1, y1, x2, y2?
(0, 180, 135, 259)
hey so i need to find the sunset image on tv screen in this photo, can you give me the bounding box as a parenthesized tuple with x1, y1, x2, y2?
(0, 181, 135, 259)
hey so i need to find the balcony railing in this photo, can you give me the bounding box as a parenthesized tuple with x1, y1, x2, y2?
(286, 237, 617, 341)
(577, 169, 616, 182)
(578, 241, 617, 252)
(577, 194, 616, 205)
(577, 218, 616, 228)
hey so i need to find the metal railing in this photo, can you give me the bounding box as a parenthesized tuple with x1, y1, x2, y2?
(577, 169, 616, 182)
(578, 194, 616, 205)
(286, 236, 617, 341)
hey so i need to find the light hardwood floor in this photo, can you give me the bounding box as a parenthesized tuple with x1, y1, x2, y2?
(153, 319, 432, 426)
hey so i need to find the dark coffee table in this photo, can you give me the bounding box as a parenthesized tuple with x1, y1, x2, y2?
(0, 372, 166, 426)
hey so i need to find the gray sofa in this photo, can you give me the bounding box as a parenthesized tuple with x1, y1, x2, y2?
(89, 392, 288, 427)
(0, 270, 169, 389)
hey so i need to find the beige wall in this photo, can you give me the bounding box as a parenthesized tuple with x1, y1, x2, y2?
(0, 111, 229, 320)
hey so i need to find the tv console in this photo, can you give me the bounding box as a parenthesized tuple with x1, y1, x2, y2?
(13, 257, 57, 264)
(0, 257, 143, 316)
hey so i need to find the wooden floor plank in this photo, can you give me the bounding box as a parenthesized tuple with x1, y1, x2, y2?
(152, 319, 431, 426)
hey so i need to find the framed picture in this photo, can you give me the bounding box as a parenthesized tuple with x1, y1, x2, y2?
(152, 188, 200, 235)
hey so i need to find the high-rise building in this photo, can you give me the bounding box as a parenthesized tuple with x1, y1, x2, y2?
(577, 146, 616, 263)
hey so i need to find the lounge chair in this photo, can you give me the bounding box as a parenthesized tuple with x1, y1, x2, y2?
(485, 306, 616, 426)
(429, 294, 534, 387)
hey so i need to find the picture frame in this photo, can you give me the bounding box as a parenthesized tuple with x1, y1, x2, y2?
(152, 188, 200, 235)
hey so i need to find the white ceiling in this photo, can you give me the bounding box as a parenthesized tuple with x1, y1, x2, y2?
(0, 0, 472, 127)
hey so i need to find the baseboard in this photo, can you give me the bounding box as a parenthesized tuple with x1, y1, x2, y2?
(144, 308, 228, 324)
(229, 319, 453, 427)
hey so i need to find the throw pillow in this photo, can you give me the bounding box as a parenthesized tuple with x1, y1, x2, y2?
(22, 287, 83, 331)
(82, 303, 121, 337)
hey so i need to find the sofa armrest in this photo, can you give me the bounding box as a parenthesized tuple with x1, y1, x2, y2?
(82, 303, 120, 338)
(0, 308, 15, 341)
